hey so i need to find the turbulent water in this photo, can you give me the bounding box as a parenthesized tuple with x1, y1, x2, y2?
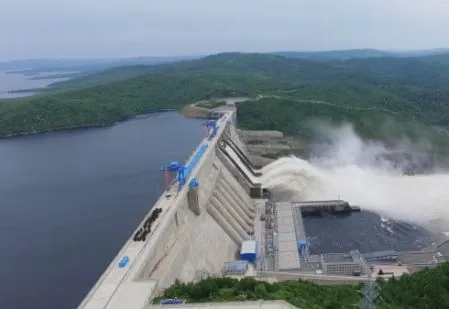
(303, 211, 438, 254)
(260, 124, 449, 234)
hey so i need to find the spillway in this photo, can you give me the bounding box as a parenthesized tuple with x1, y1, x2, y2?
(221, 142, 260, 184)
(78, 109, 265, 309)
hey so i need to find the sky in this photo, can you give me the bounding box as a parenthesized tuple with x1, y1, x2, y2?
(2, 0, 449, 60)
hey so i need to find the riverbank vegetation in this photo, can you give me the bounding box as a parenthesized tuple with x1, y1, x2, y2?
(152, 277, 362, 309)
(2, 52, 449, 142)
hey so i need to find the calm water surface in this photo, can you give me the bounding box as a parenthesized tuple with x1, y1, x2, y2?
(0, 71, 70, 99)
(0, 113, 204, 309)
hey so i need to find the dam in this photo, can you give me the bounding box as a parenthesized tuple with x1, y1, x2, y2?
(78, 108, 264, 309)
(78, 105, 449, 309)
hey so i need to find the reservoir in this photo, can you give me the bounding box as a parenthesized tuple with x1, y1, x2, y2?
(0, 113, 204, 309)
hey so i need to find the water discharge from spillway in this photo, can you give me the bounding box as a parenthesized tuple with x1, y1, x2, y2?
(259, 123, 449, 230)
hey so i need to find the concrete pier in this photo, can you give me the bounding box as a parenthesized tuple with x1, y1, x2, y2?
(293, 200, 360, 216)
(187, 179, 201, 216)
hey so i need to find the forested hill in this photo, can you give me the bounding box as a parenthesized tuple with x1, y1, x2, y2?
(1, 52, 449, 144)
(272, 48, 449, 61)
(51, 51, 449, 89)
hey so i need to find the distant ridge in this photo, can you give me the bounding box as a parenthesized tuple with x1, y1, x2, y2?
(272, 48, 449, 61)
(0, 56, 202, 72)
(3, 48, 449, 72)
(272, 49, 395, 60)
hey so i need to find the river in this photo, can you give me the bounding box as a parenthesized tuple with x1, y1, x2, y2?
(0, 113, 204, 309)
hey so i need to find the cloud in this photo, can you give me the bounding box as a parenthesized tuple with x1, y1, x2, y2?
(2, 0, 449, 59)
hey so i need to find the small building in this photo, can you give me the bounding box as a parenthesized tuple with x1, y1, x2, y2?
(321, 250, 370, 276)
(240, 240, 257, 262)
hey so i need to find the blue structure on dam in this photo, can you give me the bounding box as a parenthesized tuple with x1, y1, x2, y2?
(297, 240, 307, 256)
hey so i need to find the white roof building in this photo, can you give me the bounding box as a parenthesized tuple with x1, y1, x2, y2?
(241, 240, 257, 254)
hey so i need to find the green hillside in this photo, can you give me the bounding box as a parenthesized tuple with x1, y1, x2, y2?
(2, 52, 449, 143)
(0, 73, 288, 136)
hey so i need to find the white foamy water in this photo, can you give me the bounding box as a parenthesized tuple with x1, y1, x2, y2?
(260, 124, 449, 229)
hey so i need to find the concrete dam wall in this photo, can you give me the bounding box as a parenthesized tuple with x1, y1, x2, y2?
(78, 111, 261, 309)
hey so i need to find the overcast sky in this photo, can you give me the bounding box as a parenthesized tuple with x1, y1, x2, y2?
(2, 0, 449, 60)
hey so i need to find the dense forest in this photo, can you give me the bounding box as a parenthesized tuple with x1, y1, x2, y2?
(152, 262, 449, 309)
(375, 262, 449, 309)
(152, 277, 362, 309)
(0, 73, 280, 136)
(2, 52, 449, 142)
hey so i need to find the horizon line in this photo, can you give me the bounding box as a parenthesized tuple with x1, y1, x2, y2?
(2, 47, 449, 63)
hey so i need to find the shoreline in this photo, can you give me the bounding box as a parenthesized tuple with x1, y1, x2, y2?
(7, 87, 48, 94)
(0, 109, 178, 140)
